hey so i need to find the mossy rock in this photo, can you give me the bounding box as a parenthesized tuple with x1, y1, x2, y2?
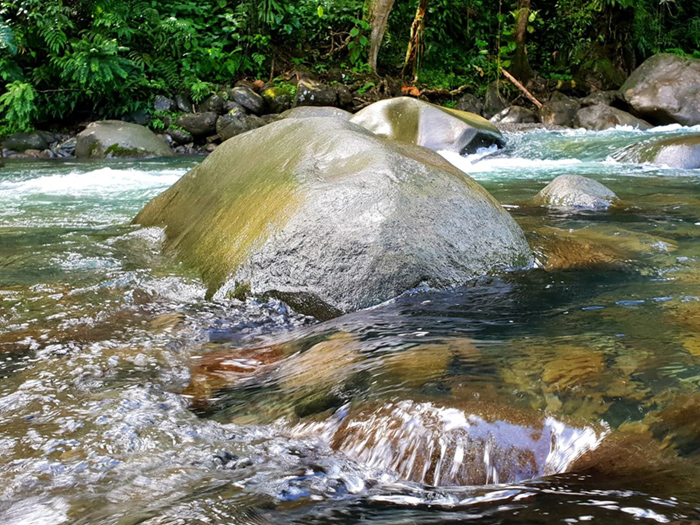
(349, 97, 505, 155)
(133, 117, 531, 318)
(75, 120, 173, 158)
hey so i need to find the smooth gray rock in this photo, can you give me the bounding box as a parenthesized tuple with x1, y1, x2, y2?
(534, 175, 618, 209)
(75, 120, 173, 158)
(350, 97, 505, 155)
(573, 105, 651, 131)
(175, 112, 218, 137)
(620, 53, 700, 126)
(539, 93, 579, 127)
(2, 131, 55, 152)
(613, 134, 700, 169)
(455, 94, 484, 116)
(295, 80, 338, 107)
(280, 106, 352, 120)
(230, 86, 265, 114)
(490, 106, 539, 124)
(134, 117, 532, 318)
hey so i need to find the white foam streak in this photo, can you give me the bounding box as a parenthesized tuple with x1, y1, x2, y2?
(0, 167, 184, 198)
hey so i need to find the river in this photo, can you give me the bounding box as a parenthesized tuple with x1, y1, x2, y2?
(1, 125, 699, 524)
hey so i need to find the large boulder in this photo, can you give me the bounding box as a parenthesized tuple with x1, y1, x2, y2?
(75, 121, 173, 158)
(614, 134, 700, 169)
(620, 54, 700, 126)
(2, 130, 55, 152)
(280, 106, 352, 120)
(133, 118, 532, 318)
(573, 105, 651, 131)
(534, 175, 618, 209)
(349, 97, 505, 155)
(174, 112, 219, 137)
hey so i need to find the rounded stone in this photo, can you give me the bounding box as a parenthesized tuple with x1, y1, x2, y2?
(534, 175, 618, 209)
(133, 117, 532, 318)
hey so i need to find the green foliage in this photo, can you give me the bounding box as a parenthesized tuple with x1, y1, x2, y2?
(0, 81, 38, 131)
(0, 0, 698, 131)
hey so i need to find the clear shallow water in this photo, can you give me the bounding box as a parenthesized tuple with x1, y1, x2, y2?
(1, 128, 700, 524)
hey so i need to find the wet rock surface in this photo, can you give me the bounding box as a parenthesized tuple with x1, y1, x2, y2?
(574, 104, 651, 131)
(534, 175, 619, 209)
(133, 116, 532, 317)
(350, 97, 505, 155)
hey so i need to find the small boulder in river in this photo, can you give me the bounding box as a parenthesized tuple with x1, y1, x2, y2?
(280, 106, 352, 120)
(133, 117, 532, 318)
(75, 120, 173, 158)
(614, 134, 700, 169)
(349, 97, 505, 154)
(620, 53, 700, 126)
(573, 104, 651, 131)
(174, 112, 218, 137)
(534, 175, 618, 209)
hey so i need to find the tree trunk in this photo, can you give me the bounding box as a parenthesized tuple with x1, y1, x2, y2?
(365, 0, 395, 72)
(510, 0, 533, 84)
(402, 0, 429, 82)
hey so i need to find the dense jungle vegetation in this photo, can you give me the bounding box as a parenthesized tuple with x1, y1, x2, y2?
(0, 0, 699, 132)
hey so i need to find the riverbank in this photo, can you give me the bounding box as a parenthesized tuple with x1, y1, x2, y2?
(3, 53, 699, 161)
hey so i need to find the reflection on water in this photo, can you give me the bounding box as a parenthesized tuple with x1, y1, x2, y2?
(1, 128, 700, 523)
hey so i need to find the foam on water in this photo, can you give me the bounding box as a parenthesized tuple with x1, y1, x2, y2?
(0, 167, 184, 199)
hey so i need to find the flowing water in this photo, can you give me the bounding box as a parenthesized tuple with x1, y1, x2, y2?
(1, 126, 700, 524)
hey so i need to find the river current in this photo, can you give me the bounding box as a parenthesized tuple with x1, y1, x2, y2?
(1, 126, 700, 524)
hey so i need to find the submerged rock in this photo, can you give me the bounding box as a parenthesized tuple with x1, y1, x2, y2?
(614, 134, 700, 169)
(133, 117, 532, 318)
(75, 120, 173, 158)
(574, 104, 651, 131)
(534, 175, 618, 209)
(620, 53, 700, 126)
(350, 97, 505, 155)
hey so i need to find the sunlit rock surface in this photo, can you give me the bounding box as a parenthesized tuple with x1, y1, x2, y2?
(134, 117, 532, 318)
